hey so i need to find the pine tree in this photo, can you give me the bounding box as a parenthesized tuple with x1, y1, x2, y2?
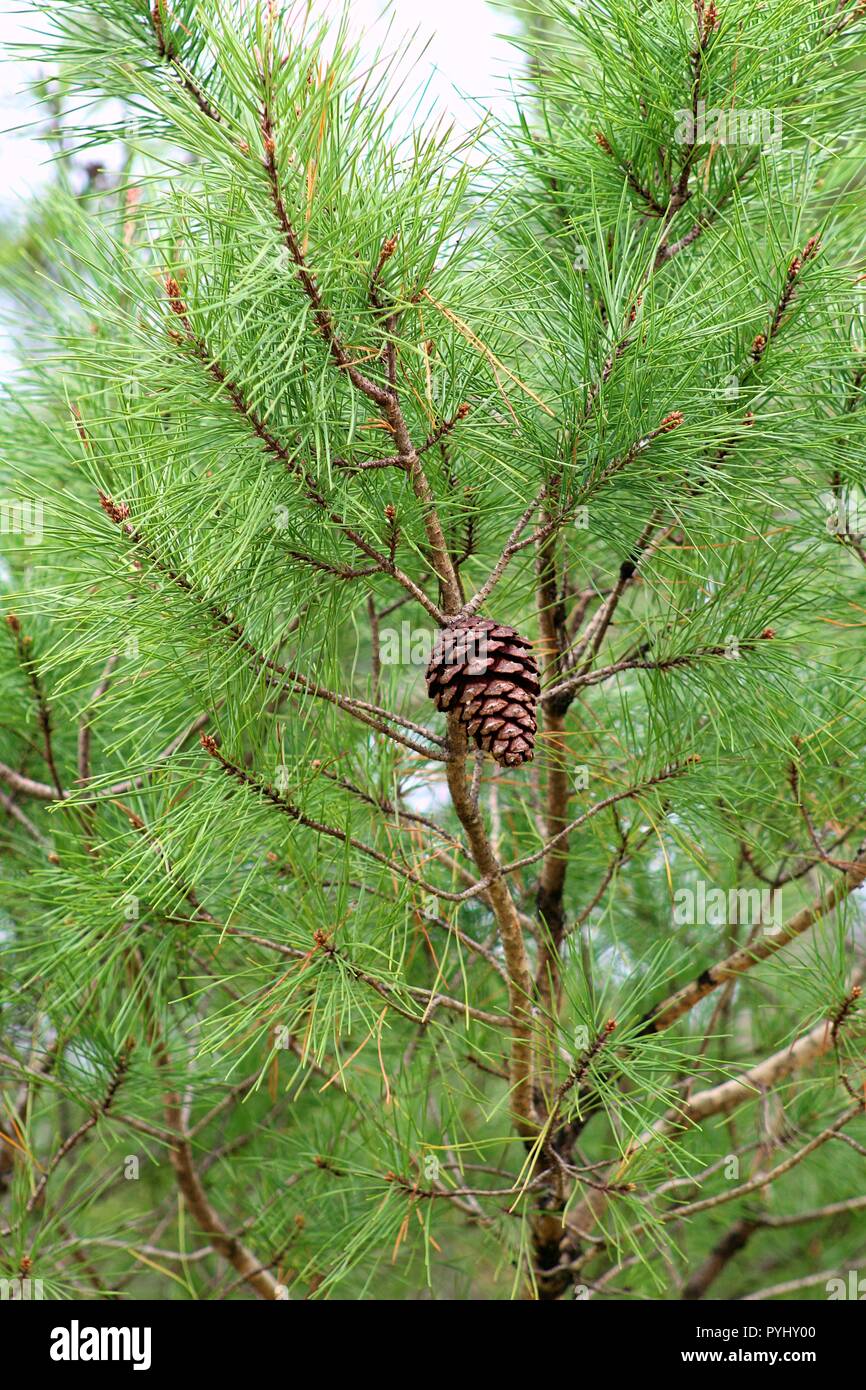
(1, 0, 866, 1302)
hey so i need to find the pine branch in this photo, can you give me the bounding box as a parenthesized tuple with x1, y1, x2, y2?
(642, 845, 866, 1033)
(595, 130, 667, 216)
(158, 1048, 281, 1300)
(77, 651, 118, 787)
(1, 1042, 133, 1236)
(0, 712, 211, 803)
(5, 615, 64, 797)
(98, 493, 447, 759)
(219, 922, 510, 1028)
(163, 278, 445, 623)
(544, 628, 777, 703)
(147, 0, 223, 124)
(741, 1257, 866, 1301)
(507, 759, 698, 883)
(445, 719, 537, 1137)
(548, 979, 866, 1294)
(0, 788, 52, 851)
(257, 79, 463, 614)
(199, 734, 476, 903)
(460, 487, 549, 618)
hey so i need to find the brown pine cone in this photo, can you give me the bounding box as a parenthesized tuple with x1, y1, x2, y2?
(425, 617, 540, 766)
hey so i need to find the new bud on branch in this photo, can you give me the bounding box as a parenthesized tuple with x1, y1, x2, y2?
(425, 618, 540, 766)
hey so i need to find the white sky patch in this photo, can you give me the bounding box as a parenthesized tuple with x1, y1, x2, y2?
(0, 2, 520, 378)
(0, 0, 519, 217)
(337, 0, 520, 130)
(0, 2, 53, 212)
